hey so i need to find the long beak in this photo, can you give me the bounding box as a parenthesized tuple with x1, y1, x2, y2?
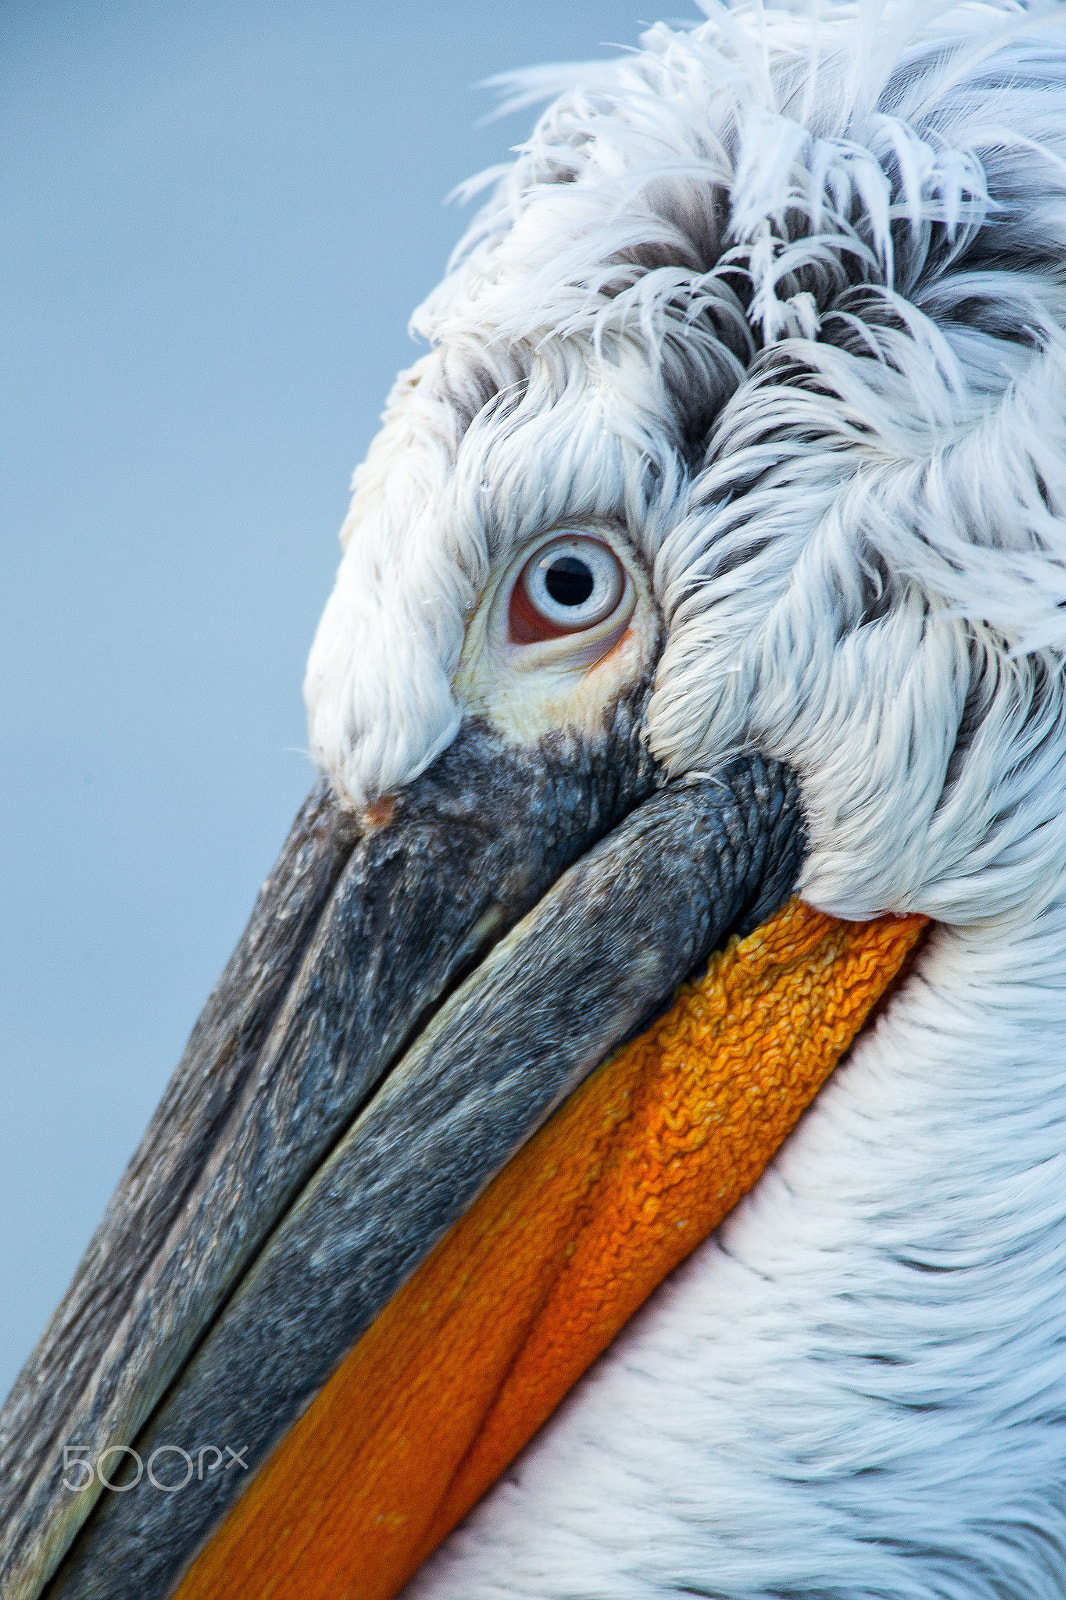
(0, 713, 919, 1600)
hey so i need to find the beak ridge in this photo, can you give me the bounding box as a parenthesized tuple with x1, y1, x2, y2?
(1, 720, 803, 1600)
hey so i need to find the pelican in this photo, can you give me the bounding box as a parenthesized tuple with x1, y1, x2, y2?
(4, 1, 1066, 1595)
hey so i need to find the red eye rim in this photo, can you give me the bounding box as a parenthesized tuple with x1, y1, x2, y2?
(507, 537, 628, 646)
(508, 580, 577, 644)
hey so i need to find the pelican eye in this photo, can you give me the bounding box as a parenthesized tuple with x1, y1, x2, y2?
(510, 535, 626, 645)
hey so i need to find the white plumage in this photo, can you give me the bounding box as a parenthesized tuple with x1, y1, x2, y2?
(305, 4, 1066, 1593)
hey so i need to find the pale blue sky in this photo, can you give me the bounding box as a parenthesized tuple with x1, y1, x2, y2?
(0, 0, 678, 1394)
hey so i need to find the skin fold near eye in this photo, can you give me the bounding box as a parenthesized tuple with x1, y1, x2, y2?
(454, 525, 654, 746)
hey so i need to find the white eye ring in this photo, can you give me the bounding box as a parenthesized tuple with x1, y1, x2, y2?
(518, 536, 625, 633)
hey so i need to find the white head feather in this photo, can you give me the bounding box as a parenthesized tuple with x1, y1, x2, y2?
(305, 0, 1066, 938)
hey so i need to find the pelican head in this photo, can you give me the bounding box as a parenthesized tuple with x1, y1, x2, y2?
(5, 3, 1066, 1598)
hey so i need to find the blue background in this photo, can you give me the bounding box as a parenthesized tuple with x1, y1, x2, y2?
(0, 0, 668, 1393)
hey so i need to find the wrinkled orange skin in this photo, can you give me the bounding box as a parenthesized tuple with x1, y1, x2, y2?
(176, 898, 927, 1600)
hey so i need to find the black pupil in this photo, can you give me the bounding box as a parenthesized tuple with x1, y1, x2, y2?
(544, 555, 595, 607)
